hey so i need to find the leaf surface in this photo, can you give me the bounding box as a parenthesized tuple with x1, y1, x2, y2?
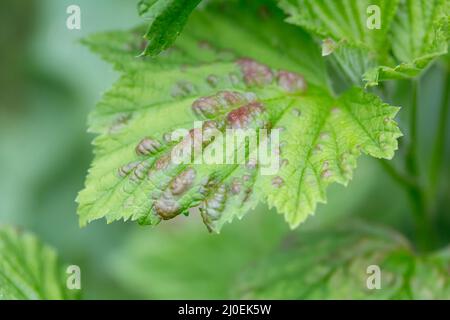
(235, 223, 450, 299)
(138, 0, 202, 56)
(0, 226, 78, 300)
(77, 1, 400, 231)
(279, 0, 449, 86)
(365, 0, 450, 85)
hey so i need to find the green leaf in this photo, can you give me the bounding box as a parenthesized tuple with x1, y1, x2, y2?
(235, 223, 450, 299)
(0, 226, 79, 300)
(365, 0, 450, 86)
(138, 0, 202, 56)
(257, 87, 401, 227)
(279, 0, 449, 86)
(77, 1, 400, 232)
(279, 0, 400, 53)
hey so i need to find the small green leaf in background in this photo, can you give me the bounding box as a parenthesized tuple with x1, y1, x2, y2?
(138, 0, 202, 56)
(279, 0, 449, 86)
(77, 0, 401, 232)
(367, 0, 450, 85)
(0, 226, 80, 300)
(235, 223, 450, 299)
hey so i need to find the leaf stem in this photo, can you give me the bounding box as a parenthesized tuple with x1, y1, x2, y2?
(406, 181, 434, 253)
(429, 70, 450, 195)
(406, 79, 419, 178)
(380, 78, 436, 252)
(404, 78, 436, 252)
(379, 162, 434, 253)
(379, 160, 414, 190)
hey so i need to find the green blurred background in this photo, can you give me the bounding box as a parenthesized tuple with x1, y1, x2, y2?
(0, 0, 448, 299)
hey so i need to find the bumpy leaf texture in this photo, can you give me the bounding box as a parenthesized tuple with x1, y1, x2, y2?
(235, 223, 450, 299)
(138, 0, 202, 56)
(279, 0, 449, 86)
(77, 1, 401, 232)
(0, 226, 79, 300)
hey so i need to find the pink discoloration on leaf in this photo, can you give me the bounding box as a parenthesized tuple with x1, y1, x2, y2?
(109, 114, 131, 134)
(132, 161, 151, 181)
(230, 178, 242, 195)
(228, 72, 241, 86)
(118, 161, 140, 177)
(170, 168, 196, 195)
(192, 91, 251, 119)
(206, 74, 219, 87)
(198, 40, 214, 50)
(202, 120, 222, 141)
(321, 169, 333, 179)
(226, 101, 266, 129)
(155, 155, 171, 171)
(278, 70, 307, 93)
(237, 58, 274, 87)
(200, 184, 227, 231)
(135, 137, 161, 156)
(271, 176, 284, 188)
(171, 81, 196, 98)
(154, 191, 180, 220)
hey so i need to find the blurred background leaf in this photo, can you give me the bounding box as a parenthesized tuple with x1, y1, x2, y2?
(234, 223, 450, 299)
(0, 225, 80, 300)
(109, 208, 287, 299)
(0, 0, 143, 299)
